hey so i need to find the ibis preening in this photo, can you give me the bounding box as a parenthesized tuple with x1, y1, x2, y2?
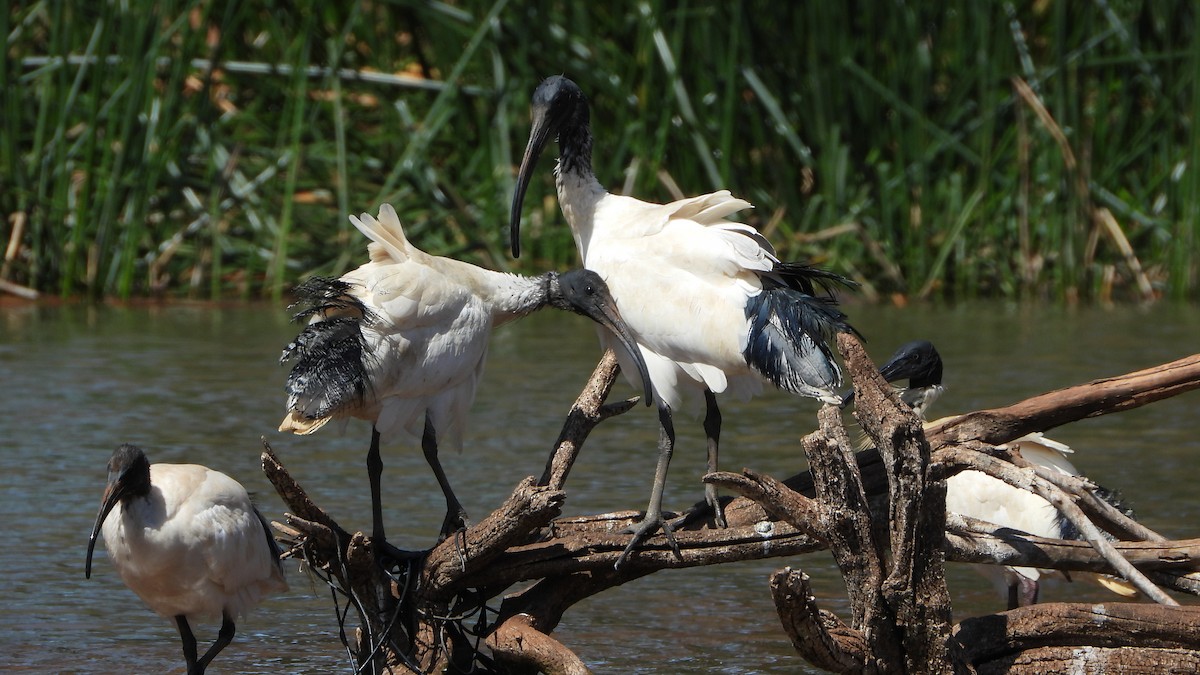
(509, 75, 858, 566)
(86, 444, 287, 675)
(279, 204, 652, 551)
(867, 340, 1137, 608)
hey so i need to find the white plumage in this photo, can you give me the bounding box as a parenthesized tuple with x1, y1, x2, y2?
(279, 203, 651, 545)
(510, 76, 857, 566)
(86, 444, 286, 675)
(865, 340, 1137, 607)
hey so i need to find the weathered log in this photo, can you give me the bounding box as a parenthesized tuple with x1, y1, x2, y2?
(259, 343, 1200, 674)
(840, 332, 954, 674)
(770, 567, 869, 673)
(488, 613, 593, 675)
(925, 353, 1200, 448)
(953, 603, 1200, 670)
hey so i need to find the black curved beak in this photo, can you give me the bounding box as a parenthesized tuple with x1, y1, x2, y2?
(574, 297, 653, 406)
(86, 478, 124, 579)
(877, 353, 919, 384)
(510, 106, 555, 259)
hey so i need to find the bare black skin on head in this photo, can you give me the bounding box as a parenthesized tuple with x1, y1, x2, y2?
(841, 339, 943, 409)
(86, 444, 151, 578)
(549, 268, 653, 405)
(510, 76, 593, 259)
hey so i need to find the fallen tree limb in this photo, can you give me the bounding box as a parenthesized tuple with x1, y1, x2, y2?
(771, 567, 868, 673)
(925, 353, 1200, 448)
(953, 603, 1200, 667)
(260, 338, 1200, 673)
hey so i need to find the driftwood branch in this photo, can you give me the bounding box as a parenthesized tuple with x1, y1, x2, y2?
(925, 353, 1200, 448)
(260, 338, 1200, 673)
(770, 567, 869, 672)
(953, 603, 1200, 672)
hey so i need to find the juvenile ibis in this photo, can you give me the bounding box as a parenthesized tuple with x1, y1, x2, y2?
(509, 75, 858, 566)
(85, 444, 287, 675)
(866, 340, 1138, 608)
(278, 203, 651, 551)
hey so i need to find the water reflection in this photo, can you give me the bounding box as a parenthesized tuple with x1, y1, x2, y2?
(0, 301, 1196, 673)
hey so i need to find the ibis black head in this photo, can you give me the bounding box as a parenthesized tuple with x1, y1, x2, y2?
(510, 76, 592, 259)
(86, 444, 152, 579)
(550, 269, 653, 406)
(841, 339, 943, 408)
(877, 340, 943, 388)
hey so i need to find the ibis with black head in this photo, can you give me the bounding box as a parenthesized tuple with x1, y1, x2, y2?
(509, 75, 858, 567)
(279, 203, 652, 553)
(866, 340, 1138, 608)
(86, 444, 287, 675)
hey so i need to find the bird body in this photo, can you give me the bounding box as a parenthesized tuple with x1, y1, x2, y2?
(945, 433, 1079, 587)
(866, 340, 1137, 607)
(87, 444, 285, 675)
(280, 203, 651, 543)
(510, 75, 854, 564)
(99, 463, 286, 621)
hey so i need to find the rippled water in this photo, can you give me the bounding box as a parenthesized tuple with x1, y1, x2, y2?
(1, 300, 1196, 673)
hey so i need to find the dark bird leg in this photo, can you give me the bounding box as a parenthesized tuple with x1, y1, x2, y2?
(176, 615, 199, 675)
(192, 612, 235, 675)
(702, 389, 726, 528)
(422, 414, 469, 541)
(617, 402, 683, 569)
(366, 427, 411, 563)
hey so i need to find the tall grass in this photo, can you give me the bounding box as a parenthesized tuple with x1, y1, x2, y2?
(1, 0, 1196, 302)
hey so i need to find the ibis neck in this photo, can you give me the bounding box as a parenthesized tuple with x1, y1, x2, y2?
(480, 271, 557, 327)
(554, 126, 606, 264)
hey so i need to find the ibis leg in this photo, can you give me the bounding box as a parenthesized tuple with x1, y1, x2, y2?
(422, 415, 469, 541)
(616, 402, 682, 569)
(702, 389, 726, 528)
(193, 612, 235, 674)
(366, 428, 411, 562)
(367, 427, 387, 543)
(176, 615, 199, 675)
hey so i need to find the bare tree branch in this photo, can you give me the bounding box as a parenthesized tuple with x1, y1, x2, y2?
(925, 353, 1200, 448)
(770, 567, 868, 673)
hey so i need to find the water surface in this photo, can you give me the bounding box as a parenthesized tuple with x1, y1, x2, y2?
(1, 300, 1196, 673)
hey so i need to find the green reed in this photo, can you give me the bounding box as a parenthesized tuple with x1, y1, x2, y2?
(1, 0, 1195, 302)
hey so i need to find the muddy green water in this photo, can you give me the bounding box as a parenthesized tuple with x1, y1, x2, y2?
(1, 301, 1197, 673)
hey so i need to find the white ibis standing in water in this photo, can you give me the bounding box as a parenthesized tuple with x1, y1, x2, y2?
(864, 340, 1138, 608)
(509, 75, 858, 566)
(279, 203, 652, 552)
(86, 444, 287, 675)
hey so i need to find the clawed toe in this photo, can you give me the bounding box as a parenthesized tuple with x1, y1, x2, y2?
(615, 515, 682, 569)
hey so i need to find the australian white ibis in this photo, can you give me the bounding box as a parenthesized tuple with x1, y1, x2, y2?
(279, 203, 652, 553)
(86, 444, 287, 675)
(509, 75, 858, 566)
(865, 340, 1138, 608)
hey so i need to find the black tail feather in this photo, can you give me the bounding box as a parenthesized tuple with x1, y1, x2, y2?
(743, 285, 854, 396)
(768, 261, 859, 296)
(280, 277, 375, 420)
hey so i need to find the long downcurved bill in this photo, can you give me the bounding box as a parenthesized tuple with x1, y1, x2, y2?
(85, 480, 124, 579)
(578, 298, 654, 407)
(509, 107, 555, 259)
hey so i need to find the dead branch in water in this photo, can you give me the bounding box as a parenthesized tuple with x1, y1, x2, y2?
(263, 341, 1200, 673)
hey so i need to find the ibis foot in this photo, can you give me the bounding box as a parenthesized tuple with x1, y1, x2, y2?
(437, 506, 471, 571)
(374, 538, 422, 572)
(615, 513, 682, 569)
(705, 483, 728, 529)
